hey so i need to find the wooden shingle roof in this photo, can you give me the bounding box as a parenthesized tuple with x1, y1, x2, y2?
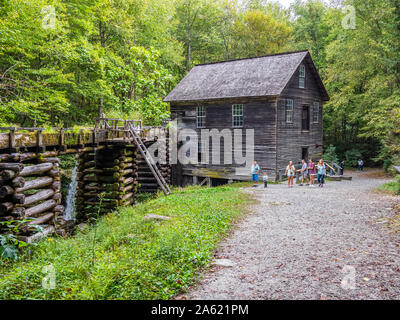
(164, 50, 329, 103)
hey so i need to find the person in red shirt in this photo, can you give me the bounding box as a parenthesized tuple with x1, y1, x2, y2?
(308, 159, 316, 187)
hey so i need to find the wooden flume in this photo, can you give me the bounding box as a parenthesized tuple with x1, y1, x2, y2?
(0, 118, 171, 242)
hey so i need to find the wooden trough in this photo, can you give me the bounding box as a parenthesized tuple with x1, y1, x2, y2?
(0, 120, 172, 243)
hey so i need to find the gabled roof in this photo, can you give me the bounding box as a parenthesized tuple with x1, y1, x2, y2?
(164, 50, 329, 103)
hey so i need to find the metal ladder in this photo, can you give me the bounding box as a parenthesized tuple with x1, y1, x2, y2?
(128, 124, 171, 196)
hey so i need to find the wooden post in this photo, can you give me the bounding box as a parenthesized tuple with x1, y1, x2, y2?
(60, 128, 66, 151)
(9, 127, 16, 152)
(37, 129, 44, 152)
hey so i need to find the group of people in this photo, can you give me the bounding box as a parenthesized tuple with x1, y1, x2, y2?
(250, 159, 330, 189)
(284, 159, 327, 188)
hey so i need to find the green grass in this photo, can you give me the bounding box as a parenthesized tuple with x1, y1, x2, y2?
(376, 175, 400, 195)
(0, 184, 253, 300)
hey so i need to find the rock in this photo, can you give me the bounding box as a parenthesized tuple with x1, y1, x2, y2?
(213, 259, 235, 267)
(143, 214, 171, 221)
(77, 223, 88, 231)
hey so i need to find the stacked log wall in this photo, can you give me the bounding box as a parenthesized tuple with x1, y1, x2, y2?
(76, 146, 138, 220)
(0, 152, 64, 243)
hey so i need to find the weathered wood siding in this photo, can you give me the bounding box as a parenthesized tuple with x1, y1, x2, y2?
(277, 61, 324, 170)
(170, 97, 278, 184)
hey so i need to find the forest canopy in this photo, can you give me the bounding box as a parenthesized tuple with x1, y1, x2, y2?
(0, 0, 399, 166)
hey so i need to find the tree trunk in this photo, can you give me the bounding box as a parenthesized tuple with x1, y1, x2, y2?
(25, 199, 57, 218)
(0, 202, 14, 215)
(27, 212, 54, 226)
(15, 177, 53, 193)
(2, 170, 17, 180)
(39, 157, 60, 164)
(13, 193, 25, 204)
(0, 185, 14, 198)
(24, 189, 55, 206)
(54, 205, 64, 214)
(11, 176, 25, 188)
(18, 226, 55, 244)
(52, 181, 61, 191)
(0, 163, 23, 172)
(20, 163, 53, 177)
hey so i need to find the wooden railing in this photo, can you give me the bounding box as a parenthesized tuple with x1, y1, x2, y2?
(95, 117, 143, 141)
(0, 118, 168, 151)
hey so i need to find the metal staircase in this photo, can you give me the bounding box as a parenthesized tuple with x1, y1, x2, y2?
(128, 124, 171, 196)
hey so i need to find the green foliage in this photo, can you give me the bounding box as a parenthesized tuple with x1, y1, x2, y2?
(383, 159, 393, 173)
(377, 175, 400, 196)
(0, 184, 252, 299)
(323, 144, 338, 164)
(232, 9, 292, 58)
(0, 235, 20, 261)
(0, 219, 30, 262)
(345, 149, 362, 168)
(322, 0, 399, 166)
(0, 0, 176, 127)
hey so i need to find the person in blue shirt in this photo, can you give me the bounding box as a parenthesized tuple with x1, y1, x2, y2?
(298, 159, 309, 186)
(317, 159, 327, 187)
(251, 161, 261, 187)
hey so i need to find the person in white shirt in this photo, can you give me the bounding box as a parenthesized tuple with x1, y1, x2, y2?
(262, 172, 268, 188)
(285, 161, 295, 188)
(358, 159, 364, 171)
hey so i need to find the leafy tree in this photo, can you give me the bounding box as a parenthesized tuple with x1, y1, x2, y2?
(233, 9, 292, 58)
(323, 144, 339, 164)
(344, 149, 362, 167)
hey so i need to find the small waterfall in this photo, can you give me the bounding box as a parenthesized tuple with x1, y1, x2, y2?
(64, 164, 78, 221)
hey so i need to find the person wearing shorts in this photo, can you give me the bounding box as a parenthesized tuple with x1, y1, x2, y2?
(285, 161, 295, 188)
(299, 159, 309, 186)
(251, 161, 260, 187)
(308, 159, 316, 187)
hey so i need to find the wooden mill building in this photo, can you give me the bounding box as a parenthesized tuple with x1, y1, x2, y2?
(164, 50, 330, 185)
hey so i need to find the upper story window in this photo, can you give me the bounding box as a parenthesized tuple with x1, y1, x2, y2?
(285, 99, 294, 123)
(313, 102, 319, 123)
(196, 106, 206, 128)
(299, 65, 305, 89)
(232, 104, 243, 127)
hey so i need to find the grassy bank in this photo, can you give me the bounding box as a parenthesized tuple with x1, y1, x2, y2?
(0, 184, 252, 300)
(376, 175, 400, 195)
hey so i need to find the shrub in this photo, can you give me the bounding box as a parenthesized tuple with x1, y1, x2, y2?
(395, 175, 400, 195)
(323, 144, 339, 164)
(383, 159, 393, 172)
(345, 149, 363, 167)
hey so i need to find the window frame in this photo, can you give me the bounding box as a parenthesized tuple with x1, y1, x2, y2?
(299, 65, 306, 89)
(196, 106, 206, 128)
(232, 104, 244, 128)
(313, 102, 319, 123)
(285, 99, 294, 124)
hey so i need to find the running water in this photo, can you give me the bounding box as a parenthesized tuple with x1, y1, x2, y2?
(64, 164, 78, 221)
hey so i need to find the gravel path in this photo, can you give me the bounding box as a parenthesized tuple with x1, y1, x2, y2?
(181, 172, 400, 300)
